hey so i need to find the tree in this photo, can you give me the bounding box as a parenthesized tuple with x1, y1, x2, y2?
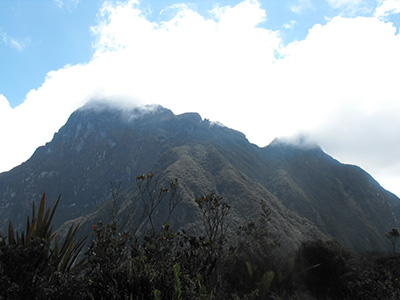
(385, 228, 400, 253)
(135, 172, 179, 234)
(195, 193, 230, 249)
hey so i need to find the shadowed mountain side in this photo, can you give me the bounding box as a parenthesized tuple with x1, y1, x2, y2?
(1, 102, 399, 252)
(260, 140, 400, 251)
(158, 143, 327, 250)
(0, 104, 248, 232)
(58, 142, 326, 252)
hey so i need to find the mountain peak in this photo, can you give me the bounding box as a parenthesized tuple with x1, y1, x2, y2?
(269, 134, 320, 151)
(75, 101, 173, 120)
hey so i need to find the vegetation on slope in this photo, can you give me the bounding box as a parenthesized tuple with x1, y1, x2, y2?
(1, 173, 400, 300)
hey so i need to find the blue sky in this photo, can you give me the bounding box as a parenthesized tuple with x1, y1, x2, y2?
(1, 0, 400, 196)
(0, 0, 101, 107)
(3, 0, 398, 108)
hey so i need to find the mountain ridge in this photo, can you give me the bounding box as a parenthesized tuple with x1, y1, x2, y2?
(1, 102, 399, 252)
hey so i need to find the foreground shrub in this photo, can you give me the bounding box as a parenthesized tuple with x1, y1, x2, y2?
(295, 239, 355, 300)
(0, 194, 86, 299)
(5, 184, 400, 300)
(85, 221, 131, 299)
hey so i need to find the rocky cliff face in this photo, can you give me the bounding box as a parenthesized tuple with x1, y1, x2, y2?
(1, 102, 399, 251)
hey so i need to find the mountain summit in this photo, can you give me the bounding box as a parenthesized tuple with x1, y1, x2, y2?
(1, 103, 399, 251)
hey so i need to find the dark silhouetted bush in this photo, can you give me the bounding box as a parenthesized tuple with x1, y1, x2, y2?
(295, 239, 355, 299)
(4, 183, 400, 300)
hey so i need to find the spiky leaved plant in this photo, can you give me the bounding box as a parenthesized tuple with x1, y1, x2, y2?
(0, 193, 86, 298)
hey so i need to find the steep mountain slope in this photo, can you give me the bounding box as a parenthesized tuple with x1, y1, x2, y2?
(259, 139, 400, 251)
(0, 102, 399, 251)
(0, 103, 254, 231)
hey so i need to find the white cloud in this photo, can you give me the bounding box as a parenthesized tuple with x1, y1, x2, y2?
(375, 0, 400, 17)
(291, 0, 313, 14)
(275, 16, 400, 194)
(0, 94, 12, 119)
(89, 0, 279, 123)
(1, 0, 400, 197)
(210, 0, 267, 26)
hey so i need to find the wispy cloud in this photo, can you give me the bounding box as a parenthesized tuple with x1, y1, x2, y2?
(0, 29, 30, 51)
(325, 0, 376, 15)
(291, 0, 314, 14)
(326, 0, 362, 9)
(375, 0, 400, 18)
(283, 20, 296, 29)
(54, 0, 80, 12)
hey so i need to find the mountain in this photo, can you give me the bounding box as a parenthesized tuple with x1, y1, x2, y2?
(1, 102, 399, 252)
(261, 140, 400, 251)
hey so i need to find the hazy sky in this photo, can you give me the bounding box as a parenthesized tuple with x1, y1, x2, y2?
(1, 0, 400, 196)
